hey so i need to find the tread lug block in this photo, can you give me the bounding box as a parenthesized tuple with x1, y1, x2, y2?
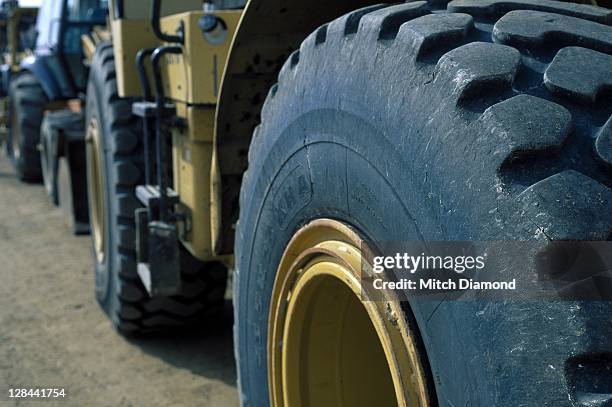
(108, 99, 133, 123)
(517, 170, 612, 240)
(358, 1, 430, 40)
(596, 118, 612, 168)
(277, 50, 300, 85)
(117, 225, 135, 249)
(110, 129, 138, 155)
(117, 281, 147, 303)
(479, 95, 571, 169)
(267, 83, 278, 100)
(397, 13, 474, 60)
(300, 24, 329, 50)
(448, 0, 612, 25)
(116, 194, 140, 215)
(183, 279, 219, 301)
(544, 46, 612, 104)
(493, 11, 612, 55)
(289, 50, 300, 69)
(434, 41, 520, 103)
(117, 254, 138, 279)
(113, 161, 141, 187)
(118, 305, 144, 321)
(174, 281, 209, 300)
(327, 4, 387, 38)
(143, 298, 202, 318)
(142, 316, 184, 328)
(314, 24, 328, 46)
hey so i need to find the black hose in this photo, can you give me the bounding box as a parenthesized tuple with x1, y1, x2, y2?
(151, 45, 182, 221)
(151, 0, 184, 44)
(136, 48, 156, 186)
(136, 48, 155, 101)
(113, 0, 124, 19)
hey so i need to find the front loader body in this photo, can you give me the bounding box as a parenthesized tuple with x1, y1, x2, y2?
(97, 0, 612, 405)
(110, 0, 369, 263)
(23, 0, 107, 100)
(2, 0, 107, 229)
(107, 1, 241, 298)
(117, 0, 612, 260)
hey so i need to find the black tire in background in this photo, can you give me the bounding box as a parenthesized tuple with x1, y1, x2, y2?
(235, 1, 612, 406)
(86, 43, 228, 334)
(40, 116, 60, 205)
(6, 71, 48, 182)
(41, 111, 85, 205)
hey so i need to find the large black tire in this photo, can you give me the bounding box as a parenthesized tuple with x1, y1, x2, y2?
(86, 43, 228, 335)
(235, 1, 612, 406)
(6, 71, 48, 181)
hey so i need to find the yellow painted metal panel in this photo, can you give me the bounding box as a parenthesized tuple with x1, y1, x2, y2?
(160, 10, 242, 105)
(172, 103, 217, 260)
(111, 18, 158, 98)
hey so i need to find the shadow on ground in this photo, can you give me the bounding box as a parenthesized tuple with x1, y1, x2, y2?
(128, 300, 237, 387)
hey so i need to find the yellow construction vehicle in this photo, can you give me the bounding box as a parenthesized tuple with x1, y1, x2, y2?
(82, 0, 612, 405)
(0, 1, 37, 145)
(0, 1, 110, 237)
(0, 1, 37, 71)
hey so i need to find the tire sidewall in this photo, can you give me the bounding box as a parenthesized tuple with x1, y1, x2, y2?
(235, 108, 490, 406)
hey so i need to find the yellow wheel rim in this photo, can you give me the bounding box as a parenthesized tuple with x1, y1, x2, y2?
(268, 219, 432, 407)
(85, 117, 106, 265)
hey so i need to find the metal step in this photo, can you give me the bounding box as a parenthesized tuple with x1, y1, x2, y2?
(136, 184, 179, 208)
(132, 101, 175, 118)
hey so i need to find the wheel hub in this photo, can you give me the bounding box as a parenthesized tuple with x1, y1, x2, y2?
(268, 219, 432, 407)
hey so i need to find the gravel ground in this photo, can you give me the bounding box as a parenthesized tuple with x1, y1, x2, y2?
(0, 156, 239, 407)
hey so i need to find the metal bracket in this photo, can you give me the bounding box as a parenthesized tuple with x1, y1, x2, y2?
(135, 209, 182, 297)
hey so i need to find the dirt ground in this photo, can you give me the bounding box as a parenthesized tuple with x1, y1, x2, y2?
(0, 156, 239, 406)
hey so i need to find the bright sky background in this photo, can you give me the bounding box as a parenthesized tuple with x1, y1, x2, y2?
(19, 0, 43, 6)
